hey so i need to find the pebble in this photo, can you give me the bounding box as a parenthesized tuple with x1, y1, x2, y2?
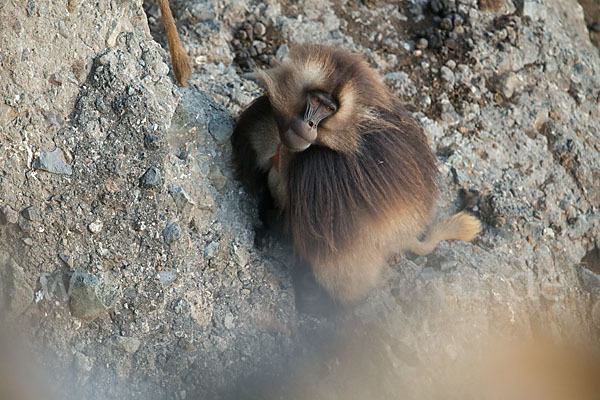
(158, 269, 178, 286)
(109, 336, 141, 354)
(224, 312, 235, 329)
(420, 96, 432, 108)
(440, 66, 455, 84)
(69, 269, 119, 320)
(18, 219, 31, 232)
(168, 184, 195, 214)
(242, 23, 253, 40)
(0, 205, 18, 224)
(204, 241, 220, 258)
(232, 243, 249, 267)
(237, 269, 251, 285)
(25, 0, 35, 16)
(21, 205, 40, 221)
(416, 38, 429, 49)
(32, 148, 73, 175)
(73, 352, 93, 372)
(275, 44, 289, 60)
(139, 166, 162, 189)
(57, 20, 69, 38)
(252, 40, 267, 55)
(440, 17, 453, 31)
(0, 252, 34, 314)
(86, 221, 104, 236)
(254, 22, 266, 37)
(162, 221, 181, 243)
(144, 133, 160, 150)
(208, 115, 234, 142)
(58, 250, 74, 268)
(208, 167, 227, 191)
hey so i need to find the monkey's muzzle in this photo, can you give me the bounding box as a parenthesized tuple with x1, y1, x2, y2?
(281, 118, 317, 152)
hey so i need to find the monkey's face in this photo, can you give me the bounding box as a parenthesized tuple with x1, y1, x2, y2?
(255, 44, 392, 153)
(280, 90, 338, 152)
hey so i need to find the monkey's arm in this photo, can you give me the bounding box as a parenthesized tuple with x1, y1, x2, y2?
(231, 95, 280, 195)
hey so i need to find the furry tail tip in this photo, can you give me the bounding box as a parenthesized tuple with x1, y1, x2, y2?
(445, 211, 482, 242)
(172, 45, 192, 87)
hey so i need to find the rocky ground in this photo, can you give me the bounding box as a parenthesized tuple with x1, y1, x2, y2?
(0, 0, 599, 399)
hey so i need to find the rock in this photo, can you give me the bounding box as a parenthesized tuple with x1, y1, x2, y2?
(208, 167, 227, 191)
(440, 66, 455, 85)
(144, 133, 161, 150)
(68, 269, 120, 320)
(440, 17, 453, 31)
(25, 0, 35, 17)
(0, 205, 18, 224)
(139, 166, 162, 189)
(169, 89, 228, 142)
(204, 241, 220, 258)
(158, 269, 178, 286)
(88, 220, 103, 234)
(232, 243, 249, 267)
(32, 148, 72, 175)
(416, 38, 429, 49)
(501, 72, 522, 99)
(109, 336, 141, 354)
(58, 251, 74, 268)
(162, 221, 181, 243)
(254, 22, 267, 37)
(523, 0, 548, 20)
(224, 312, 235, 329)
(73, 352, 93, 372)
(0, 251, 34, 316)
(208, 115, 234, 142)
(275, 44, 290, 60)
(168, 184, 195, 214)
(252, 40, 267, 55)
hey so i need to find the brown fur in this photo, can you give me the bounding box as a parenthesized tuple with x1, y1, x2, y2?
(232, 44, 482, 304)
(157, 0, 191, 87)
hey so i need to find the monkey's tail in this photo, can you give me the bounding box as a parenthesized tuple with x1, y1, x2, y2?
(158, 0, 192, 87)
(406, 211, 482, 256)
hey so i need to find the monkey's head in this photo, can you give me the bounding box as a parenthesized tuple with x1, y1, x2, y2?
(254, 44, 392, 154)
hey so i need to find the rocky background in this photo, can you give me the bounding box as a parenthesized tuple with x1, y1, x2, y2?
(0, 0, 599, 399)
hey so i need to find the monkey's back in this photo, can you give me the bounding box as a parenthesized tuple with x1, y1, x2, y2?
(286, 102, 438, 267)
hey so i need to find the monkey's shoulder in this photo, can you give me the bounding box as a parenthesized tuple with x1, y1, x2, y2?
(231, 95, 277, 195)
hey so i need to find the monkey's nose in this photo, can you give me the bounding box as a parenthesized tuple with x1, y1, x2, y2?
(308, 121, 315, 128)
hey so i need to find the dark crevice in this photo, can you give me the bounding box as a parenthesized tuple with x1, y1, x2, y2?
(580, 246, 600, 275)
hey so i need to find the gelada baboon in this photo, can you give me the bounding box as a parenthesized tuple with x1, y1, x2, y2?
(232, 44, 481, 304)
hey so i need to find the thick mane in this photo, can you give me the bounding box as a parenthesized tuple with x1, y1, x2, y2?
(286, 102, 438, 261)
(256, 45, 391, 125)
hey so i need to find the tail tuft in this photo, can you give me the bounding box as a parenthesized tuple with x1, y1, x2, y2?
(405, 211, 482, 256)
(172, 45, 192, 87)
(447, 211, 482, 242)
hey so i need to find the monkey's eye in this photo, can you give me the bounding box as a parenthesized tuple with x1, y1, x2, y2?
(310, 96, 319, 105)
(324, 106, 332, 113)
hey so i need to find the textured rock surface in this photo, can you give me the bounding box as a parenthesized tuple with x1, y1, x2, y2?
(0, 0, 598, 398)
